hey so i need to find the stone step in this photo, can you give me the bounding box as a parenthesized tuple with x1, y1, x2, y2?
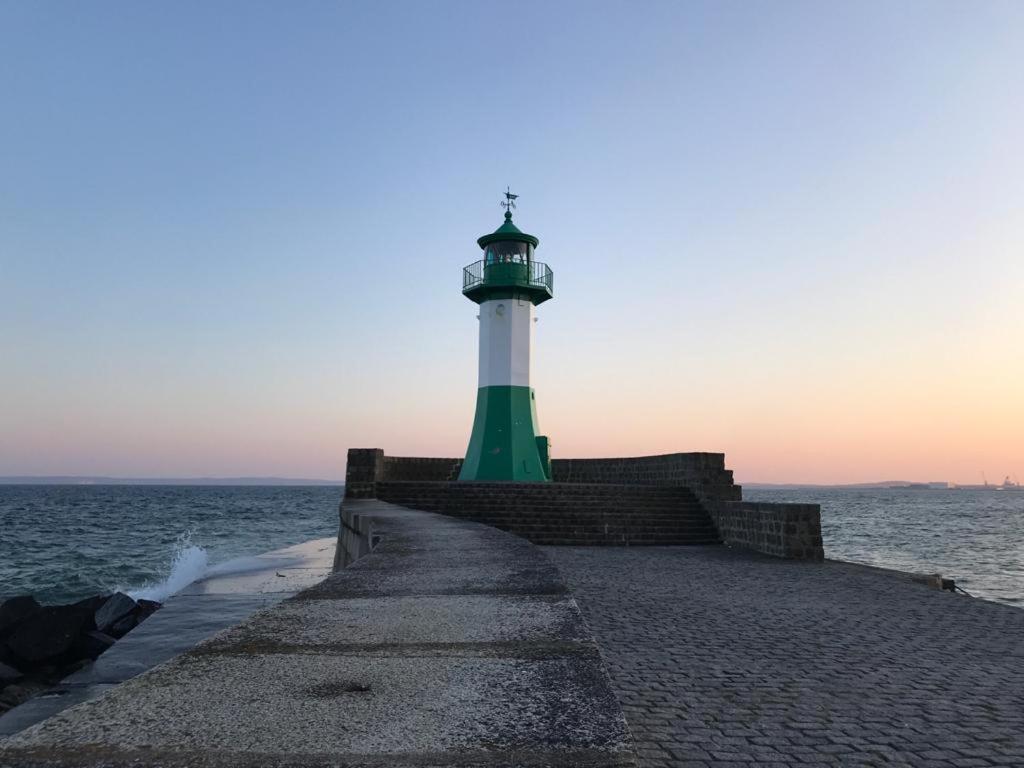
(536, 540, 720, 548)
(391, 502, 704, 510)
(382, 497, 706, 508)
(382, 496, 704, 506)
(441, 520, 719, 534)
(439, 516, 716, 529)
(392, 502, 707, 513)
(402, 513, 711, 525)
(371, 479, 721, 547)
(455, 516, 717, 526)
(475, 524, 716, 536)
(378, 482, 702, 497)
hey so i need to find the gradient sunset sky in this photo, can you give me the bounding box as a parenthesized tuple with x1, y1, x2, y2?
(2, 1, 1022, 484)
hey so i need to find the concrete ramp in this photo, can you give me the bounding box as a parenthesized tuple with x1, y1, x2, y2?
(0, 500, 636, 768)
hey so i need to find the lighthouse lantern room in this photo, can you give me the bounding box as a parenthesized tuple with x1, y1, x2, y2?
(459, 190, 553, 482)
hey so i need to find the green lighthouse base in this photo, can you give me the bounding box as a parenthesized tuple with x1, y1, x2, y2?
(458, 385, 551, 482)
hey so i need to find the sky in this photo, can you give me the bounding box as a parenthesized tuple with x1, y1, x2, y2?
(1, 1, 1022, 484)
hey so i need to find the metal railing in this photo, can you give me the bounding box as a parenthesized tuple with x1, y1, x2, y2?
(462, 259, 553, 293)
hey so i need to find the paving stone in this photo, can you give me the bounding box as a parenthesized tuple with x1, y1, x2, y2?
(545, 545, 1024, 768)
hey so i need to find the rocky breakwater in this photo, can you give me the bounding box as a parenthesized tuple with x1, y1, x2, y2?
(0, 593, 159, 714)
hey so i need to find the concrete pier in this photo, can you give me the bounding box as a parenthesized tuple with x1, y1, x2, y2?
(0, 501, 635, 767)
(3, 498, 1022, 768)
(0, 537, 337, 739)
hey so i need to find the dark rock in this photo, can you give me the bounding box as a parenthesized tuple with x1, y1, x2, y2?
(32, 663, 60, 680)
(71, 595, 109, 631)
(0, 639, 20, 667)
(94, 592, 136, 633)
(72, 630, 116, 661)
(0, 660, 23, 683)
(61, 658, 93, 677)
(136, 599, 161, 620)
(0, 678, 51, 712)
(6, 602, 96, 665)
(0, 595, 41, 637)
(109, 612, 137, 638)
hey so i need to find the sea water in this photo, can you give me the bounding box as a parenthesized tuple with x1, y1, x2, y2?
(1, 485, 1021, 607)
(746, 487, 1024, 606)
(0, 485, 340, 604)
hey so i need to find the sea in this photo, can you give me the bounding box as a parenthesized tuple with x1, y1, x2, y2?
(0, 485, 341, 605)
(746, 487, 1023, 606)
(0, 485, 1021, 608)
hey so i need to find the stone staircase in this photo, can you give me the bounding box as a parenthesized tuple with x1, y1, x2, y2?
(374, 481, 721, 546)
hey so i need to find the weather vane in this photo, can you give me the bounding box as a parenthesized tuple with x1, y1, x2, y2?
(500, 186, 518, 214)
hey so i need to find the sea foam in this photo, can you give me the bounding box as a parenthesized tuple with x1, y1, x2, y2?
(125, 532, 307, 602)
(127, 532, 209, 602)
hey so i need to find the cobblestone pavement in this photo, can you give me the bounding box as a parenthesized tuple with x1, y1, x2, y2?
(544, 546, 1024, 768)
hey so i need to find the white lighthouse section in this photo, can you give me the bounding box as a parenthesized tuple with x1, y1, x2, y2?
(478, 297, 533, 388)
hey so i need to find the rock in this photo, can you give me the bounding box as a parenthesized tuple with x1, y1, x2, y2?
(0, 595, 41, 637)
(94, 593, 136, 633)
(0, 678, 51, 711)
(31, 663, 60, 680)
(0, 661, 23, 683)
(0, 683, 31, 708)
(61, 658, 93, 677)
(71, 595, 109, 629)
(109, 612, 137, 638)
(136, 599, 161, 620)
(72, 630, 116, 661)
(0, 640, 21, 667)
(5, 602, 96, 665)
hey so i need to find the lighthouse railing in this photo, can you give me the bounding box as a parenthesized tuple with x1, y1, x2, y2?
(462, 259, 553, 293)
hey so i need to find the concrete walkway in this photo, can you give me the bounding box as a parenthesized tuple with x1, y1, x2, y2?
(0, 537, 337, 738)
(545, 546, 1024, 768)
(1, 501, 635, 768)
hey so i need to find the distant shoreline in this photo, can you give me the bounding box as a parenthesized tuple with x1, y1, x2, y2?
(1, 477, 1011, 490)
(744, 483, 1013, 490)
(0, 476, 345, 486)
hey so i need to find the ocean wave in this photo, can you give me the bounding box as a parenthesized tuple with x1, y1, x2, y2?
(123, 532, 308, 602)
(1, 485, 340, 605)
(126, 532, 209, 602)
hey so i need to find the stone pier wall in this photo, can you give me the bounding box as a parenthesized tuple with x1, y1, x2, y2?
(344, 450, 461, 496)
(711, 501, 824, 561)
(345, 451, 740, 499)
(552, 453, 741, 505)
(332, 502, 378, 570)
(344, 449, 824, 560)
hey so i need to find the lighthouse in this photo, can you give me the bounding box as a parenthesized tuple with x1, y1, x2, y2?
(458, 190, 553, 482)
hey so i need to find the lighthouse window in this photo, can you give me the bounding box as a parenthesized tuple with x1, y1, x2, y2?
(485, 240, 529, 265)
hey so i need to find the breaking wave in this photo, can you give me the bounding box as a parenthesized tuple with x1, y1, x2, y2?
(127, 532, 209, 602)
(124, 532, 309, 603)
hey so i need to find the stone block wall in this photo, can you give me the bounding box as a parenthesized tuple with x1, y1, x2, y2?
(546, 454, 823, 560)
(332, 502, 377, 570)
(552, 453, 741, 505)
(382, 455, 462, 482)
(710, 501, 824, 561)
(345, 448, 824, 560)
(345, 451, 461, 496)
(344, 448, 385, 498)
(374, 480, 720, 546)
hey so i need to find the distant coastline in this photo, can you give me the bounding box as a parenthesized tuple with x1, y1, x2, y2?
(1, 476, 1011, 489)
(0, 476, 345, 486)
(742, 482, 1010, 490)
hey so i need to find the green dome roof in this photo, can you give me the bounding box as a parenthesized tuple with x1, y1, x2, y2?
(477, 212, 540, 249)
